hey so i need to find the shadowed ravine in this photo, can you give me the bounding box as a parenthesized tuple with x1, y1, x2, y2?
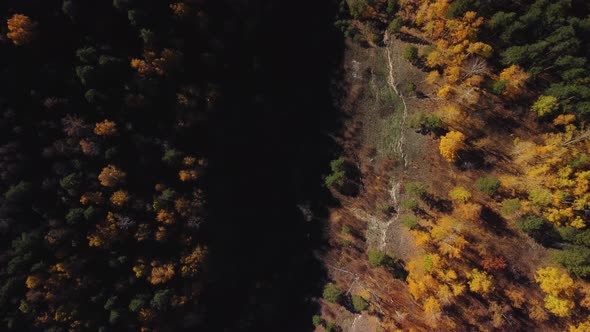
(197, 1, 344, 331)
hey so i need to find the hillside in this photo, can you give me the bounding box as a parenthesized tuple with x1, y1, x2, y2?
(1, 0, 590, 331)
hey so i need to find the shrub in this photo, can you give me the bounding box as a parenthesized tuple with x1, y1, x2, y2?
(403, 46, 418, 61)
(162, 148, 183, 165)
(515, 215, 544, 233)
(552, 246, 590, 278)
(528, 189, 552, 207)
(128, 297, 146, 313)
(368, 249, 387, 267)
(500, 199, 521, 215)
(475, 176, 501, 195)
(352, 295, 369, 311)
(4, 181, 32, 202)
(322, 283, 341, 303)
(312, 314, 322, 327)
(66, 208, 85, 225)
(76, 47, 98, 63)
(150, 289, 172, 310)
(570, 154, 590, 170)
(423, 114, 443, 131)
(491, 79, 508, 95)
(401, 198, 418, 209)
(325, 157, 347, 189)
(401, 215, 419, 229)
(405, 181, 426, 198)
(387, 18, 403, 34)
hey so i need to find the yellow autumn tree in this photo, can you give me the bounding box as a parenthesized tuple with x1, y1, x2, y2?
(439, 131, 466, 162)
(98, 165, 126, 187)
(7, 14, 37, 46)
(423, 296, 442, 326)
(449, 186, 471, 203)
(94, 120, 117, 136)
(467, 269, 493, 295)
(499, 65, 528, 97)
(535, 267, 574, 297)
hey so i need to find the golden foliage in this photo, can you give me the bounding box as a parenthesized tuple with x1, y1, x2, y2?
(179, 169, 197, 182)
(544, 295, 574, 317)
(98, 165, 126, 187)
(535, 267, 574, 297)
(499, 65, 528, 97)
(110, 190, 129, 207)
(439, 131, 466, 162)
(455, 202, 481, 222)
(170, 3, 189, 16)
(180, 246, 207, 277)
(449, 186, 471, 203)
(148, 263, 175, 285)
(7, 14, 37, 46)
(80, 191, 104, 205)
(156, 210, 175, 225)
(93, 120, 117, 136)
(466, 269, 493, 295)
(26, 275, 41, 289)
(131, 49, 183, 76)
(437, 85, 453, 99)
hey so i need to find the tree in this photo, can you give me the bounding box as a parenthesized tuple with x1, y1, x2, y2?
(110, 190, 129, 207)
(500, 199, 521, 215)
(7, 14, 37, 46)
(499, 65, 529, 97)
(4, 181, 32, 202)
(402, 215, 419, 229)
(150, 289, 172, 310)
(368, 249, 387, 267)
(544, 295, 574, 317)
(405, 181, 427, 198)
(423, 296, 442, 325)
(179, 170, 197, 182)
(475, 176, 501, 195)
(351, 295, 368, 312)
(76, 47, 98, 63)
(403, 46, 419, 62)
(529, 189, 552, 207)
(467, 269, 493, 295)
(449, 186, 471, 203)
(532, 95, 559, 116)
(66, 208, 85, 225)
(94, 120, 117, 136)
(322, 283, 341, 303)
(148, 263, 175, 285)
(98, 165, 126, 187)
(535, 267, 574, 297)
(439, 131, 466, 162)
(325, 157, 347, 189)
(515, 215, 544, 234)
(60, 173, 82, 196)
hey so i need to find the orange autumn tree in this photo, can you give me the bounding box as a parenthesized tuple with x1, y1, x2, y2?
(98, 165, 126, 187)
(110, 190, 129, 207)
(131, 49, 183, 77)
(94, 120, 117, 136)
(7, 14, 37, 46)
